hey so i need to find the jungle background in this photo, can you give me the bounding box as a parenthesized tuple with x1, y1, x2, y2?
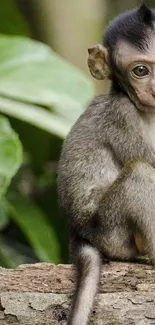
(0, 0, 154, 268)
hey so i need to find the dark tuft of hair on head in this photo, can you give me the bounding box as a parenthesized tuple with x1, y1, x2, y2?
(138, 3, 154, 26)
(104, 3, 155, 53)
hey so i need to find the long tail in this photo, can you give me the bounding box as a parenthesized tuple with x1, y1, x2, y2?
(67, 241, 101, 325)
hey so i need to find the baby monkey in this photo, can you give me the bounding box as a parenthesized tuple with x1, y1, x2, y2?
(57, 3, 155, 325)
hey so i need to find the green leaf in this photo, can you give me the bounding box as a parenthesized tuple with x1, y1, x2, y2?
(0, 36, 93, 107)
(0, 0, 30, 36)
(7, 193, 61, 263)
(0, 234, 35, 268)
(0, 116, 22, 197)
(0, 97, 71, 138)
(0, 238, 17, 268)
(0, 199, 9, 230)
(0, 35, 94, 136)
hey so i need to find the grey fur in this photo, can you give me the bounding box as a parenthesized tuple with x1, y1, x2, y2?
(57, 91, 155, 325)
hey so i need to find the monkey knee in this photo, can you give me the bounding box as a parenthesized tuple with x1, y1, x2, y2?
(102, 231, 138, 261)
(103, 243, 137, 261)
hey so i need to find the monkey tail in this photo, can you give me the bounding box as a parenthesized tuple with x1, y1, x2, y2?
(67, 240, 101, 325)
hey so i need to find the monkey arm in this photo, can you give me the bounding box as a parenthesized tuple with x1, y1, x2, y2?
(103, 94, 155, 167)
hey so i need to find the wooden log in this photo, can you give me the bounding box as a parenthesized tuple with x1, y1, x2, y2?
(0, 262, 155, 324)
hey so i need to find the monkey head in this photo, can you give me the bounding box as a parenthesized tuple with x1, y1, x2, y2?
(88, 3, 155, 113)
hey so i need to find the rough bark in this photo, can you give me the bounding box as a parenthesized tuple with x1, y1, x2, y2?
(0, 261, 155, 324)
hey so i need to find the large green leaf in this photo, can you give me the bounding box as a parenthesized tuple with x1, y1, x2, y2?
(0, 116, 22, 197)
(0, 97, 70, 138)
(7, 193, 61, 263)
(0, 35, 94, 137)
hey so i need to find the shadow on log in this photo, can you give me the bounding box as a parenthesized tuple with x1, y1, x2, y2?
(0, 262, 155, 324)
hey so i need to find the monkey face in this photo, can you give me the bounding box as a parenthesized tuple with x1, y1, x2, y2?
(87, 38, 155, 113)
(115, 38, 155, 112)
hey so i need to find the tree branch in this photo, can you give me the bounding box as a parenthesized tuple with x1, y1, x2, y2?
(0, 262, 155, 324)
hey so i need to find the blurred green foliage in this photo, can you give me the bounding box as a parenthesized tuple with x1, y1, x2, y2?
(0, 0, 30, 36)
(0, 1, 94, 267)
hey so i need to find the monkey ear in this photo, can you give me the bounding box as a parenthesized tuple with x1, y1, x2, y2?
(87, 44, 111, 80)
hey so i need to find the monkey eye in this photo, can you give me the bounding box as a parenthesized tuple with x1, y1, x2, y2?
(131, 64, 150, 78)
